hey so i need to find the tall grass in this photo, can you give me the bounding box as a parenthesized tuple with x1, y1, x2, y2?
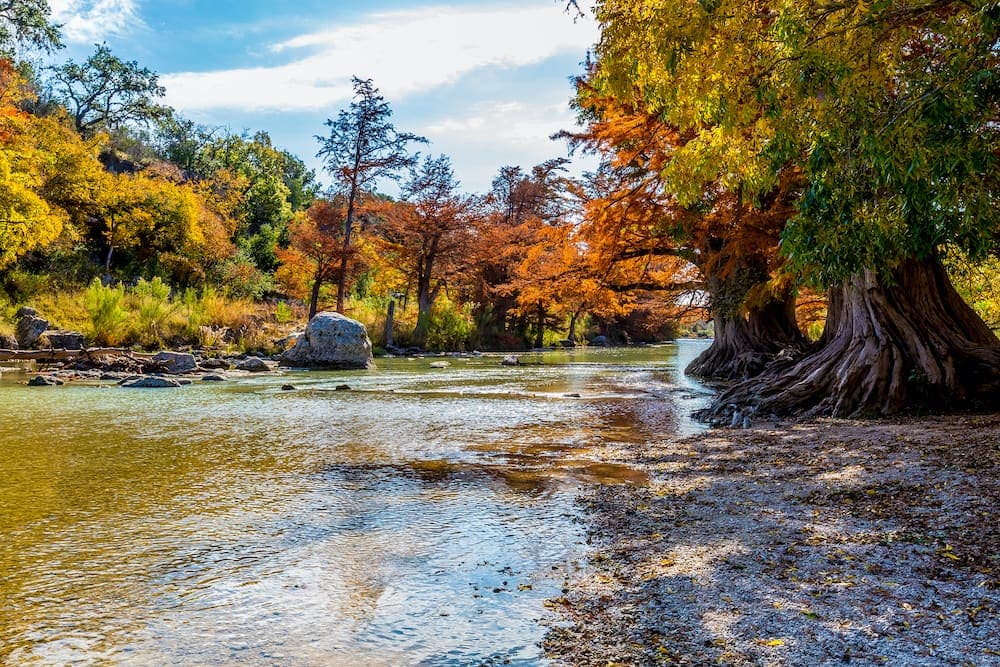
(84, 279, 129, 346)
(16, 280, 305, 352)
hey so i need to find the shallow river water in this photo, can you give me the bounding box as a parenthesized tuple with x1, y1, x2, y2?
(0, 340, 711, 666)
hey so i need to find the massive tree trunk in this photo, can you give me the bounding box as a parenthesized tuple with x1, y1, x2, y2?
(686, 279, 806, 381)
(704, 257, 1000, 422)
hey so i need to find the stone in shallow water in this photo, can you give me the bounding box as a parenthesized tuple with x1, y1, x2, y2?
(121, 376, 182, 388)
(202, 374, 227, 382)
(27, 375, 63, 386)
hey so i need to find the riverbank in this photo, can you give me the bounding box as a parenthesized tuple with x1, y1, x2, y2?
(544, 415, 999, 665)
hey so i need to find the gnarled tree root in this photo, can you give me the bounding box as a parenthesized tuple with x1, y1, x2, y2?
(699, 258, 1000, 424)
(687, 293, 807, 381)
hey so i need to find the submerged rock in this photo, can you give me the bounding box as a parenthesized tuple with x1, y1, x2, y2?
(429, 361, 450, 369)
(121, 376, 182, 388)
(501, 355, 520, 366)
(280, 311, 375, 370)
(201, 374, 227, 382)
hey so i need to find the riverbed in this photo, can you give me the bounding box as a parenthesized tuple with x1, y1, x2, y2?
(0, 341, 711, 665)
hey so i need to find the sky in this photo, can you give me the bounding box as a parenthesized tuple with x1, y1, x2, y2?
(44, 0, 599, 193)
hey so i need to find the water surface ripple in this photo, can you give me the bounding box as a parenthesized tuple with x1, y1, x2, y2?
(0, 341, 711, 665)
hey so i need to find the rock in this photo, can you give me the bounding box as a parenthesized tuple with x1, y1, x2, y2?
(559, 340, 577, 348)
(281, 384, 296, 391)
(28, 375, 63, 386)
(41, 330, 85, 350)
(564, 393, 582, 398)
(236, 356, 273, 372)
(590, 335, 610, 347)
(501, 355, 520, 366)
(335, 384, 351, 391)
(200, 358, 231, 370)
(16, 314, 49, 349)
(279, 311, 375, 370)
(0, 333, 17, 349)
(201, 374, 227, 382)
(151, 351, 198, 374)
(429, 361, 450, 369)
(100, 372, 126, 381)
(121, 376, 182, 388)
(14, 306, 39, 320)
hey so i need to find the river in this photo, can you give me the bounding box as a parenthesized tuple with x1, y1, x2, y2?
(0, 340, 711, 665)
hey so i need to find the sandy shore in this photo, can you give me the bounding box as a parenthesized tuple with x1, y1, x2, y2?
(544, 414, 999, 666)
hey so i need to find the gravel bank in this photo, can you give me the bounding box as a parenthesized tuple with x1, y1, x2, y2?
(544, 415, 1000, 666)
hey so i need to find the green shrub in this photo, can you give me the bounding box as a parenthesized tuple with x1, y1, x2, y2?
(85, 279, 128, 346)
(131, 277, 180, 348)
(274, 300, 294, 324)
(425, 296, 473, 351)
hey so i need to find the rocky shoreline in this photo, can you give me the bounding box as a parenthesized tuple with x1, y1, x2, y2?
(544, 415, 999, 666)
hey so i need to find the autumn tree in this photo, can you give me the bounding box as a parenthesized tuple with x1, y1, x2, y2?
(48, 44, 167, 137)
(276, 199, 346, 318)
(472, 159, 574, 347)
(94, 171, 200, 277)
(316, 76, 426, 313)
(587, 0, 1000, 416)
(379, 155, 470, 345)
(0, 62, 102, 269)
(562, 86, 804, 375)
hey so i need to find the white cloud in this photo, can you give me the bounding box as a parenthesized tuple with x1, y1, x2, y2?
(161, 4, 596, 113)
(49, 0, 142, 43)
(425, 100, 574, 147)
(418, 96, 598, 191)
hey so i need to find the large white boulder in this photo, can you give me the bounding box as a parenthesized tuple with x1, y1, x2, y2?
(280, 311, 375, 370)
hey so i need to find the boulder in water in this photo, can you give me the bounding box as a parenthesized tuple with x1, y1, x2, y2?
(280, 311, 375, 370)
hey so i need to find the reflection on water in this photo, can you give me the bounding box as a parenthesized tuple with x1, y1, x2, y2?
(0, 340, 711, 665)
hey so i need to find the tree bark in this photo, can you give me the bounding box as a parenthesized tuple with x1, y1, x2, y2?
(568, 310, 580, 344)
(335, 184, 358, 313)
(534, 303, 546, 349)
(686, 285, 806, 381)
(703, 257, 1000, 422)
(308, 268, 323, 319)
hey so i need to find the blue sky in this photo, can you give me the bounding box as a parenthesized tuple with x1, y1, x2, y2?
(45, 0, 598, 193)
